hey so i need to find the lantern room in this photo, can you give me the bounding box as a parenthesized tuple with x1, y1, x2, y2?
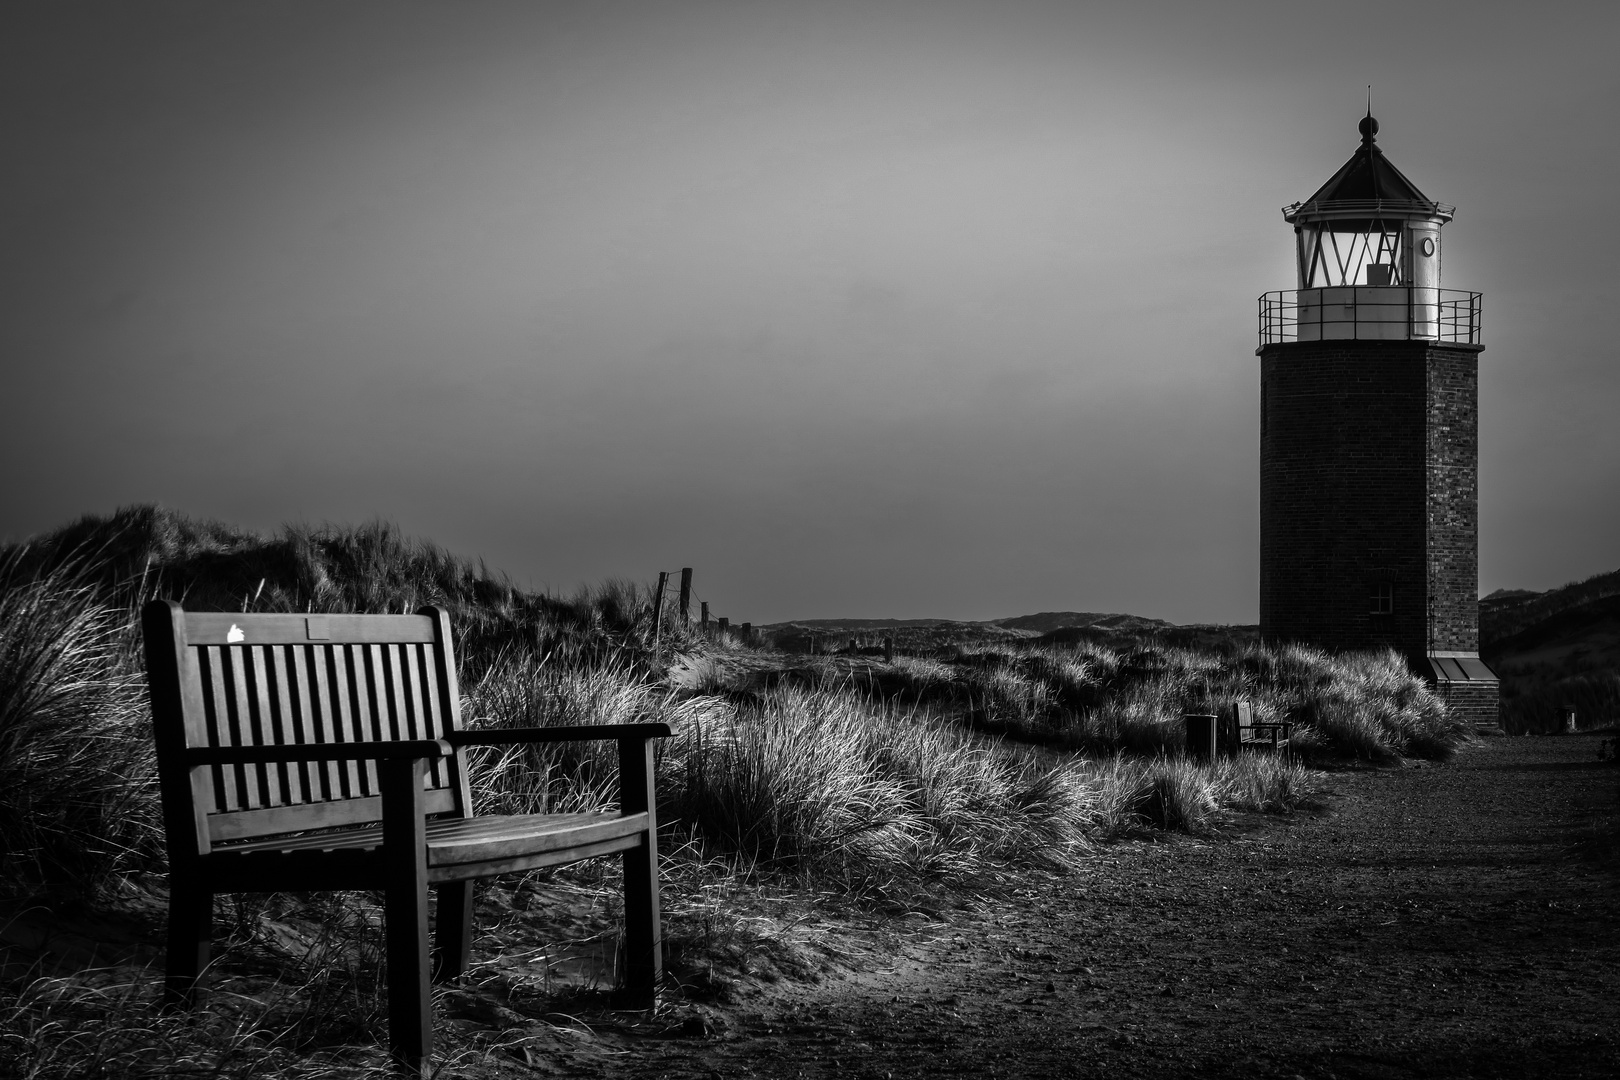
(1288, 114, 1450, 290)
(1259, 115, 1481, 346)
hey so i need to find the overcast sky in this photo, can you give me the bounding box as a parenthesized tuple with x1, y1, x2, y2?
(2, 1, 1616, 623)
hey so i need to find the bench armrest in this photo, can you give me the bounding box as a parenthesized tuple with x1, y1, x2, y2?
(447, 724, 673, 747)
(185, 739, 453, 766)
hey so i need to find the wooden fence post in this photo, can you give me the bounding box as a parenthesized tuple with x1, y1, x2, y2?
(651, 572, 668, 647)
(678, 568, 693, 625)
(740, 622, 751, 645)
(717, 617, 729, 641)
(883, 636, 894, 663)
(700, 602, 710, 636)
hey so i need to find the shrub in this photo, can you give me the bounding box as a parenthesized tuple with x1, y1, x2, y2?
(662, 685, 1093, 892)
(1275, 648, 1469, 763)
(1136, 756, 1222, 832)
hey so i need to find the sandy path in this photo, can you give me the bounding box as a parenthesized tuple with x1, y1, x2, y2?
(617, 734, 1619, 1079)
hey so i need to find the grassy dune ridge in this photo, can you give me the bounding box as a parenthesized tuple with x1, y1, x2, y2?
(0, 506, 1474, 1078)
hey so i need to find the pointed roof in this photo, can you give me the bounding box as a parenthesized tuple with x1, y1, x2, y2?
(1284, 115, 1453, 226)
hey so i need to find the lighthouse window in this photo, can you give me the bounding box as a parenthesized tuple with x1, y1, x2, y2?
(1369, 584, 1394, 615)
(1299, 226, 1405, 288)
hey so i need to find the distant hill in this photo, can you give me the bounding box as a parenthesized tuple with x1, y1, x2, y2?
(990, 611, 1172, 635)
(1481, 568, 1620, 646)
(759, 611, 1257, 655)
(1481, 568, 1620, 733)
(776, 617, 982, 630)
(763, 611, 1171, 635)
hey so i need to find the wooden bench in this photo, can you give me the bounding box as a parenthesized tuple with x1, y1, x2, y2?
(141, 601, 671, 1075)
(1223, 699, 1292, 754)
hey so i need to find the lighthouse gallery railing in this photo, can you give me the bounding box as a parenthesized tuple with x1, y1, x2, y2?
(1258, 287, 1482, 347)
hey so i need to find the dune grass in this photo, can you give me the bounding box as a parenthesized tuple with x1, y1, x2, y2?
(0, 553, 159, 891)
(852, 638, 1470, 765)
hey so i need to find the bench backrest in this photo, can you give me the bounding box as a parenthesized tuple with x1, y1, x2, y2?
(1233, 699, 1255, 733)
(143, 601, 472, 860)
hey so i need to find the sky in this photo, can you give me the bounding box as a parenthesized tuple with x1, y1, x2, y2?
(2, 1, 1616, 624)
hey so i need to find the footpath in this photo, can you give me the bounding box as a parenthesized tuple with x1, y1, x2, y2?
(624, 733, 1620, 1080)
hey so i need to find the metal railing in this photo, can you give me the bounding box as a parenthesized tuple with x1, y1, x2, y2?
(1258, 287, 1482, 347)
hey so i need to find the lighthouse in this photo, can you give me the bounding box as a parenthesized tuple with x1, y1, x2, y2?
(1257, 113, 1499, 725)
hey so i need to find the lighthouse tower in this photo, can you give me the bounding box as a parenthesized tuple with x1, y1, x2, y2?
(1257, 113, 1498, 724)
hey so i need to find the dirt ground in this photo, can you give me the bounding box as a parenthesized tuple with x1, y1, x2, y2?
(556, 732, 1619, 1080)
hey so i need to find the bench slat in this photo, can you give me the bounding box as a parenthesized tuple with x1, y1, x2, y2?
(278, 646, 315, 804)
(213, 811, 649, 867)
(329, 645, 367, 798)
(250, 645, 290, 808)
(179, 612, 437, 646)
(207, 788, 461, 843)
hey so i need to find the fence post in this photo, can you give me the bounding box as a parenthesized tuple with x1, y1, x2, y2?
(883, 636, 894, 663)
(717, 617, 729, 641)
(651, 572, 668, 647)
(700, 602, 710, 636)
(678, 568, 693, 625)
(740, 622, 751, 645)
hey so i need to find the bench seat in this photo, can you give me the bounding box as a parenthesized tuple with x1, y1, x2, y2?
(202, 812, 651, 887)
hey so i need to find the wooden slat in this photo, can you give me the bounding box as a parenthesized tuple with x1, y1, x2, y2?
(212, 810, 636, 857)
(418, 631, 461, 801)
(326, 645, 365, 798)
(270, 647, 302, 802)
(403, 644, 448, 790)
(383, 643, 409, 742)
(197, 648, 233, 812)
(285, 645, 321, 801)
(225, 647, 262, 809)
(255, 645, 291, 807)
(413, 644, 443, 789)
(181, 612, 437, 646)
(356, 645, 383, 795)
(216, 810, 592, 854)
(206, 788, 460, 843)
(426, 835, 643, 882)
(425, 607, 473, 820)
(308, 645, 343, 800)
(246, 646, 281, 808)
(428, 812, 647, 866)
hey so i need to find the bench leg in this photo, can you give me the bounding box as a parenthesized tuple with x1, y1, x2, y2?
(615, 737, 662, 1010)
(162, 881, 212, 1010)
(381, 759, 432, 1075)
(618, 833, 661, 1009)
(432, 881, 473, 984)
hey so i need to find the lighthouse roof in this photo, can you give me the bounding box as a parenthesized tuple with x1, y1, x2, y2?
(1284, 115, 1453, 226)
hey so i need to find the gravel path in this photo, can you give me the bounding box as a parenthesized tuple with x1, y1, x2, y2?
(622, 733, 1619, 1079)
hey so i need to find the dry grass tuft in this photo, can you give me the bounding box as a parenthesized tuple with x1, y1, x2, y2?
(0, 553, 158, 891)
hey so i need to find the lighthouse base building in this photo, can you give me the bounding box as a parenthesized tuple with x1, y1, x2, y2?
(1257, 115, 1498, 726)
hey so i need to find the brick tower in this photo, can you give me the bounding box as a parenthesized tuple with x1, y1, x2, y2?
(1257, 113, 1498, 724)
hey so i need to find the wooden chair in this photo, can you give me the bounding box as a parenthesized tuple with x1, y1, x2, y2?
(1223, 698, 1292, 754)
(141, 601, 671, 1075)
